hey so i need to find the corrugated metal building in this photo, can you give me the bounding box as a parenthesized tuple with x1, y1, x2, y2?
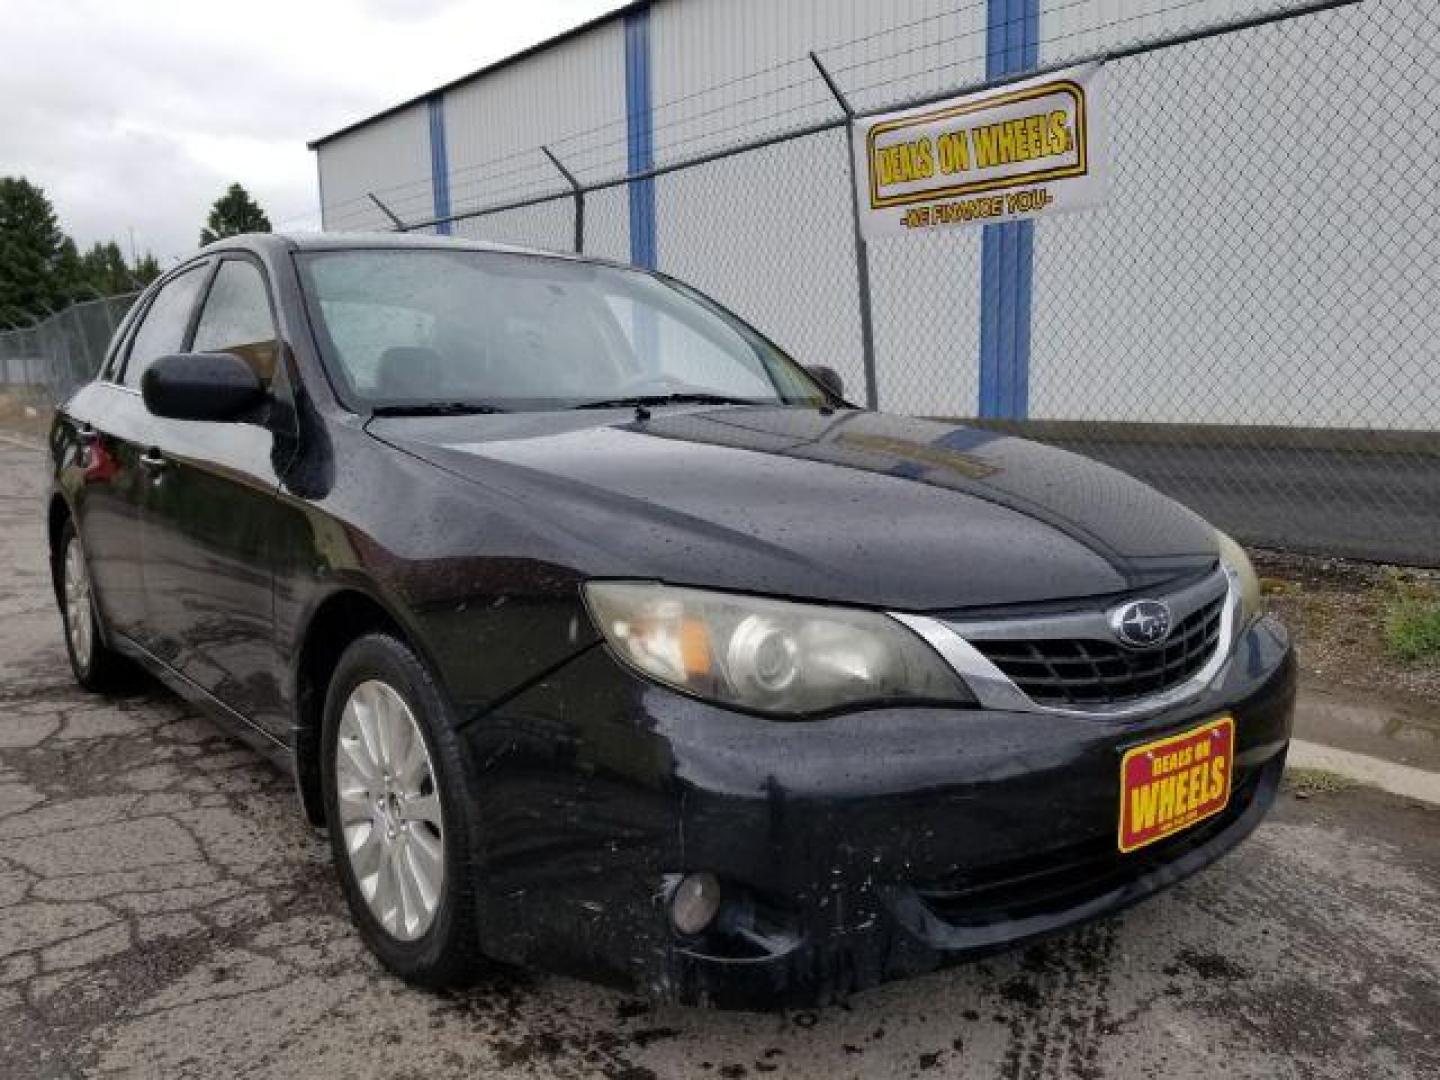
(308, 0, 1438, 432)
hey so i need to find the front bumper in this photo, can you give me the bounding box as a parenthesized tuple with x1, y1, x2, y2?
(460, 614, 1295, 1008)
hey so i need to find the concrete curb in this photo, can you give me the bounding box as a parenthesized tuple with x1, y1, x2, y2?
(1288, 739, 1440, 806)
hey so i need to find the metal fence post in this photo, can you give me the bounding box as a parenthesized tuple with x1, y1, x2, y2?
(367, 193, 407, 231)
(542, 146, 586, 255)
(811, 51, 879, 410)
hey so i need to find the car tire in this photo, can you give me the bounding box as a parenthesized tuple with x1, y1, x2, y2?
(57, 518, 135, 693)
(320, 631, 485, 988)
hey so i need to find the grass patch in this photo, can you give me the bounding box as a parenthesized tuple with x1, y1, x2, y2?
(1259, 576, 1299, 598)
(1384, 579, 1440, 664)
(1285, 767, 1358, 797)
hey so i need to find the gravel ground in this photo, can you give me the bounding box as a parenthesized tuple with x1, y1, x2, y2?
(1253, 550, 1440, 710)
(1, 433, 1438, 1079)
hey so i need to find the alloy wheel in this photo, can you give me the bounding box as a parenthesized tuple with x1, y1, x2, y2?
(334, 679, 446, 942)
(64, 535, 93, 671)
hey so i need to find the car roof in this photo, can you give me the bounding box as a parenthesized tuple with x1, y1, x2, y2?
(203, 231, 569, 260)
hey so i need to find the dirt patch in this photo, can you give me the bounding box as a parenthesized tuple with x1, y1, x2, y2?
(1253, 548, 1440, 709)
(1171, 948, 1250, 982)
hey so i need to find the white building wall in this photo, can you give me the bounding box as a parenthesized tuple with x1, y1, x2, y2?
(647, 0, 990, 412)
(648, 0, 992, 155)
(317, 104, 432, 232)
(1040, 0, 1260, 63)
(443, 20, 630, 255)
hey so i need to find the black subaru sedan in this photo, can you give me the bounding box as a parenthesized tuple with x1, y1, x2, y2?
(47, 233, 1295, 1007)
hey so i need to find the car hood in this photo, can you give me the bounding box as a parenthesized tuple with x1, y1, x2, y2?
(366, 406, 1219, 613)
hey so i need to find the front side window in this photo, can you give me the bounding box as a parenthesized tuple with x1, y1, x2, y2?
(101, 302, 142, 383)
(122, 265, 207, 389)
(297, 249, 824, 411)
(192, 260, 281, 387)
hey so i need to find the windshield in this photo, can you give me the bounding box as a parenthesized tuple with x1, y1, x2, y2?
(296, 248, 828, 412)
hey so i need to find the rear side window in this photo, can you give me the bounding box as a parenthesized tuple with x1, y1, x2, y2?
(122, 266, 207, 388)
(192, 260, 280, 387)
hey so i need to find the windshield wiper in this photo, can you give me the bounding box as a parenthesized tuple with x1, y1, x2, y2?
(570, 393, 759, 411)
(370, 401, 508, 417)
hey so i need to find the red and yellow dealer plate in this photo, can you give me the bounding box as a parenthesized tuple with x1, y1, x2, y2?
(1118, 716, 1235, 853)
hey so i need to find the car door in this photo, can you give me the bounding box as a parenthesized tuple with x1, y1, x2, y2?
(70, 264, 210, 648)
(140, 254, 300, 736)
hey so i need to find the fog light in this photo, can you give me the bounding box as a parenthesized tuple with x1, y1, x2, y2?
(670, 872, 722, 935)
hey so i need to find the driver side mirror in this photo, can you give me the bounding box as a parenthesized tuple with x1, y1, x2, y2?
(142, 352, 267, 422)
(806, 364, 844, 399)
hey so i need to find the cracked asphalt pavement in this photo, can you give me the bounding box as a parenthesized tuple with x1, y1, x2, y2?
(1, 434, 1437, 1079)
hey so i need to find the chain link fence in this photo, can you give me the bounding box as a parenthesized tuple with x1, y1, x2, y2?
(1013, 0, 1439, 567)
(0, 293, 137, 406)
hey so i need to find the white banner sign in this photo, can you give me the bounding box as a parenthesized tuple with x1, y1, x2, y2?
(853, 63, 1109, 240)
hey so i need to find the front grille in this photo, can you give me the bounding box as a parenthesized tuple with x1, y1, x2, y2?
(971, 594, 1225, 706)
(914, 766, 1265, 928)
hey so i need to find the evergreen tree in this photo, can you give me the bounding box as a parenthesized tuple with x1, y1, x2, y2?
(132, 252, 161, 288)
(200, 183, 271, 246)
(80, 241, 137, 296)
(1, 174, 172, 326)
(0, 176, 66, 328)
(54, 237, 89, 303)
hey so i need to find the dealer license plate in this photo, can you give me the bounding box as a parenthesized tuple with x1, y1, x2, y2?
(1118, 716, 1235, 853)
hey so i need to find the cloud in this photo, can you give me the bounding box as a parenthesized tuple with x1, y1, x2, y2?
(2, 0, 627, 263)
(355, 0, 467, 20)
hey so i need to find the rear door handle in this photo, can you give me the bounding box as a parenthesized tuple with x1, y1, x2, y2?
(139, 448, 168, 473)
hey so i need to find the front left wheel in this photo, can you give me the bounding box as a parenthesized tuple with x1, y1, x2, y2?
(320, 632, 485, 987)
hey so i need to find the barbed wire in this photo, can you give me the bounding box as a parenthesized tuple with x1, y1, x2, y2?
(318, 0, 1080, 223)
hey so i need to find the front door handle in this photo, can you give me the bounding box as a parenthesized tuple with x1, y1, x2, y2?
(139, 448, 168, 473)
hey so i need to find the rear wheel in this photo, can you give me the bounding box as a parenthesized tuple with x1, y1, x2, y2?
(57, 519, 133, 692)
(321, 632, 484, 986)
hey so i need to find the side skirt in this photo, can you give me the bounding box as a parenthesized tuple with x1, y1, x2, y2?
(110, 631, 295, 776)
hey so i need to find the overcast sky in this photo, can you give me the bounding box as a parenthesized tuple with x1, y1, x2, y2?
(2, 0, 625, 265)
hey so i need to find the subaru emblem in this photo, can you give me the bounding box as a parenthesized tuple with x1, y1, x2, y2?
(1110, 599, 1173, 649)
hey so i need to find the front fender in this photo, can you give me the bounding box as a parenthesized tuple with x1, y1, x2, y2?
(274, 418, 602, 724)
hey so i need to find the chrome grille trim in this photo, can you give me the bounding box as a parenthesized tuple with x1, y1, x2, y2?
(974, 597, 1224, 706)
(935, 568, 1228, 643)
(891, 568, 1240, 718)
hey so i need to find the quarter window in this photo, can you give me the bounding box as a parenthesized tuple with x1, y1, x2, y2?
(122, 266, 207, 389)
(192, 260, 281, 387)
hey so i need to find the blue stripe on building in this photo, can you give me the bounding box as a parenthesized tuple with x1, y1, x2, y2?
(427, 94, 452, 235)
(978, 0, 1039, 419)
(624, 5, 656, 269)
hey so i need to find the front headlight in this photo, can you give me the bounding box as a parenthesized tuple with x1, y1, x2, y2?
(1216, 531, 1262, 628)
(584, 581, 974, 716)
